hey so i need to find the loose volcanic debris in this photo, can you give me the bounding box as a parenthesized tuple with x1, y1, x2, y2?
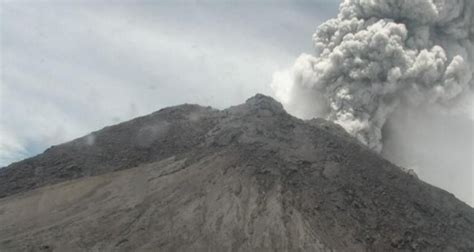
(0, 94, 473, 251)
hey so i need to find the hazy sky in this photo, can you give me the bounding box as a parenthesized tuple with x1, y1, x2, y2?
(1, 0, 473, 206)
(0, 0, 339, 166)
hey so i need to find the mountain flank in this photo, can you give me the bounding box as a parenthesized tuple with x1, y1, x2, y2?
(0, 94, 473, 251)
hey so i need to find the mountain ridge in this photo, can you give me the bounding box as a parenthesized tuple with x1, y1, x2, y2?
(0, 94, 473, 251)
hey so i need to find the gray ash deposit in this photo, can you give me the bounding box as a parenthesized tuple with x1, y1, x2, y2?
(0, 94, 473, 251)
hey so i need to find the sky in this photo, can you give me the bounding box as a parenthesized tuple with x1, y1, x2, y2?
(0, 0, 339, 167)
(1, 0, 472, 206)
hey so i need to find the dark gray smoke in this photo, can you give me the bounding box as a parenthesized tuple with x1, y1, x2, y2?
(272, 0, 473, 152)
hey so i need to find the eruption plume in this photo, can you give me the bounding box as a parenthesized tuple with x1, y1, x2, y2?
(272, 0, 473, 152)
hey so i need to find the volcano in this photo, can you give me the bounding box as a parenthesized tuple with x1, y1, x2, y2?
(0, 94, 473, 251)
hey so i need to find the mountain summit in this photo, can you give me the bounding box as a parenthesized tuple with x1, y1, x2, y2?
(1, 94, 473, 251)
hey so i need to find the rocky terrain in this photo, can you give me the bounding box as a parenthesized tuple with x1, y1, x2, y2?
(0, 94, 473, 251)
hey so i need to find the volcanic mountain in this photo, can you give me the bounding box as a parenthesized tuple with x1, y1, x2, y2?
(0, 94, 473, 251)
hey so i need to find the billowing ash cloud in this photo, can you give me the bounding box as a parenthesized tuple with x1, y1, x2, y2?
(272, 0, 473, 152)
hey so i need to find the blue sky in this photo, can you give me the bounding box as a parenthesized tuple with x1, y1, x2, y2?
(0, 0, 340, 166)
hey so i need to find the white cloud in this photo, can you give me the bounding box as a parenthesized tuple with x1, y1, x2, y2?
(0, 1, 338, 166)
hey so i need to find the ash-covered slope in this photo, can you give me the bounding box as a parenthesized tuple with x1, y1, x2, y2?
(0, 94, 473, 251)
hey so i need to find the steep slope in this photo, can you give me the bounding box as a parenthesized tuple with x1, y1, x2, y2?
(0, 94, 473, 251)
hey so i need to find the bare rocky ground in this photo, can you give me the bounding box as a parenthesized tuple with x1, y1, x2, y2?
(0, 94, 473, 251)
